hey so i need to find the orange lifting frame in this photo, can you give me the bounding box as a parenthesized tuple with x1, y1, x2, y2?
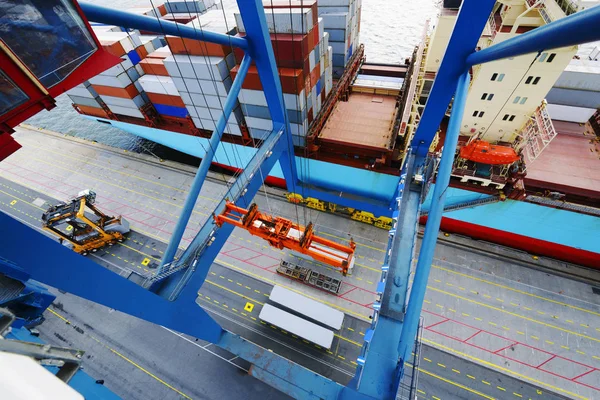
(214, 201, 356, 275)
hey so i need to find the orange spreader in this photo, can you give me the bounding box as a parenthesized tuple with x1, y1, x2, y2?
(459, 139, 520, 165)
(215, 201, 356, 275)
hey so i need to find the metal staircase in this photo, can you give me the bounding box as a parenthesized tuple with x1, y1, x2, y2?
(519, 102, 558, 162)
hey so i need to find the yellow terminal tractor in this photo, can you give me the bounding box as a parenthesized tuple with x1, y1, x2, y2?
(41, 190, 130, 255)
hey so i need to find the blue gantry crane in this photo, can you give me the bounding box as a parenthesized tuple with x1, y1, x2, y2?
(0, 0, 599, 398)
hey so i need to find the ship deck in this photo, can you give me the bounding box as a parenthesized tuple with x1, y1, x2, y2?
(2, 125, 600, 400)
(525, 121, 600, 201)
(319, 92, 396, 151)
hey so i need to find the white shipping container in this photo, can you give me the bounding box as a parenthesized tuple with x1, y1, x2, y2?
(100, 62, 126, 77)
(96, 32, 139, 52)
(259, 304, 334, 349)
(546, 103, 596, 123)
(163, 54, 235, 81)
(192, 117, 241, 135)
(138, 75, 180, 96)
(89, 72, 132, 89)
(238, 88, 306, 110)
(67, 86, 97, 99)
(67, 95, 102, 108)
(309, 47, 317, 72)
(318, 17, 324, 40)
(555, 61, 600, 92)
(100, 94, 146, 109)
(235, 8, 313, 34)
(106, 104, 145, 119)
(330, 41, 347, 55)
(172, 76, 231, 96)
(269, 285, 344, 330)
(317, 0, 353, 7)
(320, 12, 350, 30)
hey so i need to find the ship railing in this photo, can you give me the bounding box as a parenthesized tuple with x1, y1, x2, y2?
(420, 195, 501, 217)
(399, 21, 429, 145)
(526, 196, 600, 217)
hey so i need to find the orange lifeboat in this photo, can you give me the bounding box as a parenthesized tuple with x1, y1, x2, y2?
(459, 139, 520, 165)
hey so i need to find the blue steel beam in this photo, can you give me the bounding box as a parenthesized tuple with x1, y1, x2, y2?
(397, 71, 470, 368)
(0, 211, 225, 343)
(236, 0, 299, 191)
(159, 54, 253, 269)
(153, 125, 285, 300)
(79, 2, 248, 50)
(409, 0, 495, 156)
(349, 153, 425, 399)
(466, 5, 600, 67)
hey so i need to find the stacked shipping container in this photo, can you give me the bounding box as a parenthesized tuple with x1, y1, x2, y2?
(317, 0, 361, 78)
(66, 0, 360, 147)
(232, 0, 333, 146)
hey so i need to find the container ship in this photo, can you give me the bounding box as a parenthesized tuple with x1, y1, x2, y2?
(46, 0, 598, 269)
(0, 1, 600, 399)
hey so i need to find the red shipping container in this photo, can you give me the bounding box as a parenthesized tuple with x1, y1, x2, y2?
(309, 64, 320, 90)
(308, 108, 314, 123)
(76, 104, 110, 119)
(158, 4, 167, 16)
(263, 0, 318, 25)
(166, 36, 231, 57)
(136, 45, 149, 60)
(231, 65, 305, 95)
(312, 22, 320, 48)
(100, 40, 126, 57)
(139, 58, 169, 76)
(147, 48, 170, 59)
(162, 14, 197, 24)
(234, 33, 313, 71)
(92, 83, 139, 99)
(146, 92, 185, 108)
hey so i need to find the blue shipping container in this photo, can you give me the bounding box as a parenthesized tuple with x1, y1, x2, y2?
(154, 103, 188, 118)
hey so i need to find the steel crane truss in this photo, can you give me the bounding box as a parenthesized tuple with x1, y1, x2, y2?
(1, 1, 600, 398)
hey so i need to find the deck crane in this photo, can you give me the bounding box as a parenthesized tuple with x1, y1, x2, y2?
(214, 201, 356, 275)
(41, 190, 130, 255)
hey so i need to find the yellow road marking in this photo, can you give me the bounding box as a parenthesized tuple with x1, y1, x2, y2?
(47, 308, 192, 399)
(427, 286, 600, 344)
(432, 264, 600, 318)
(419, 369, 495, 400)
(141, 257, 151, 266)
(424, 338, 589, 400)
(244, 302, 255, 312)
(216, 259, 369, 320)
(10, 199, 17, 205)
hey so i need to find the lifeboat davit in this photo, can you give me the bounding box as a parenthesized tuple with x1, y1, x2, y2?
(459, 139, 520, 165)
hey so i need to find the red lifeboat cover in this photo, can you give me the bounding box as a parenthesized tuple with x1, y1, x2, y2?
(459, 139, 520, 165)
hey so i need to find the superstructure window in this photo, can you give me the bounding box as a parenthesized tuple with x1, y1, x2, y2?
(481, 93, 488, 100)
(509, 115, 515, 121)
(547, 53, 556, 63)
(491, 73, 498, 81)
(533, 77, 541, 85)
(525, 76, 533, 84)
(478, 111, 485, 117)
(487, 93, 494, 101)
(520, 97, 528, 104)
(503, 114, 509, 121)
(539, 53, 548, 62)
(473, 111, 479, 117)
(513, 96, 521, 104)
(498, 73, 505, 82)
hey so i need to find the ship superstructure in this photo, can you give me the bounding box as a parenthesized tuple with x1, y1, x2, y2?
(420, 0, 599, 196)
